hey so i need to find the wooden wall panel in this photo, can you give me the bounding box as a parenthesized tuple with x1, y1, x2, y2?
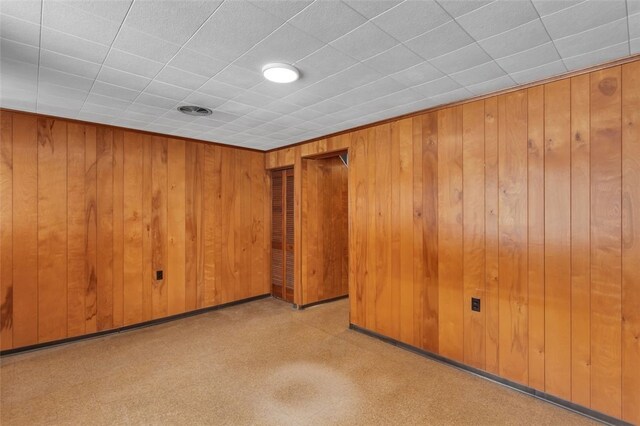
(590, 67, 622, 419)
(398, 118, 414, 344)
(37, 118, 68, 342)
(0, 112, 13, 349)
(411, 117, 424, 348)
(349, 130, 368, 326)
(544, 80, 571, 399)
(462, 101, 485, 369)
(437, 107, 463, 362)
(621, 60, 640, 426)
(2, 111, 268, 351)
(527, 86, 545, 391)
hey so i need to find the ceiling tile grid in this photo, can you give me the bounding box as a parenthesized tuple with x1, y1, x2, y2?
(0, 0, 636, 149)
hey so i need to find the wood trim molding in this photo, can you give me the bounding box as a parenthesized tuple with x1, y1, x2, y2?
(266, 53, 640, 153)
(0, 108, 264, 153)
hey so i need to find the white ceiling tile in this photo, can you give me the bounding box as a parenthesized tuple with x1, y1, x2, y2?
(496, 42, 561, 74)
(112, 25, 182, 63)
(265, 100, 300, 115)
(212, 65, 263, 90)
(0, 38, 39, 64)
(373, 1, 451, 42)
(249, 0, 313, 21)
(38, 81, 88, 101)
(632, 37, 640, 54)
(412, 76, 461, 97)
(233, 23, 325, 72)
(554, 18, 629, 58)
(451, 60, 506, 86)
(0, 58, 37, 93)
(199, 80, 243, 100)
(42, 0, 121, 45)
(405, 20, 473, 60)
(330, 22, 398, 61)
(389, 61, 444, 87)
(97, 66, 151, 91)
(0, 13, 40, 46)
(85, 92, 131, 110)
(0, 0, 42, 24)
(427, 87, 472, 105)
(436, 0, 493, 17)
(41, 27, 110, 63)
(38, 92, 84, 111)
(185, 1, 284, 63)
(430, 43, 491, 74)
(343, 0, 402, 19)
(215, 100, 256, 116)
(103, 49, 164, 79)
(332, 77, 406, 107)
(154, 66, 209, 91)
(144, 80, 190, 101)
(628, 12, 640, 39)
(244, 108, 281, 122)
(92, 80, 139, 102)
(207, 110, 241, 123)
(124, 0, 222, 45)
(294, 45, 358, 83)
(289, 1, 367, 43)
(531, 0, 585, 16)
(232, 91, 277, 109)
(182, 92, 227, 109)
(478, 19, 551, 59)
(40, 50, 101, 80)
(136, 92, 179, 109)
(456, 1, 539, 40)
(509, 59, 567, 84)
(363, 44, 423, 75)
(39, 67, 94, 91)
(541, 0, 628, 39)
(280, 90, 324, 108)
(466, 74, 516, 96)
(167, 48, 228, 79)
(307, 99, 350, 114)
(305, 63, 384, 98)
(563, 41, 630, 70)
(231, 115, 267, 128)
(62, 0, 132, 23)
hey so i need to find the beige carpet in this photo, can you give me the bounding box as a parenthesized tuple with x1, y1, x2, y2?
(1, 298, 598, 425)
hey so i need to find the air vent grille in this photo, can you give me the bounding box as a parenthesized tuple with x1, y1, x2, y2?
(178, 105, 213, 116)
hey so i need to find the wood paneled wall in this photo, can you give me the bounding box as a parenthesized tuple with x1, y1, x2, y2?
(301, 156, 349, 305)
(0, 111, 270, 351)
(265, 60, 640, 424)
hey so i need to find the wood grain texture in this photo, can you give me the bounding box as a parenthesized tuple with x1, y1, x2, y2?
(527, 86, 545, 391)
(544, 80, 572, 399)
(37, 118, 68, 342)
(151, 137, 168, 319)
(411, 117, 424, 348)
(398, 118, 414, 344)
(590, 67, 622, 418)
(621, 61, 640, 425)
(497, 91, 528, 385)
(349, 130, 368, 326)
(85, 126, 97, 333)
(96, 127, 113, 331)
(0, 112, 13, 349)
(167, 138, 186, 315)
(462, 101, 485, 369)
(112, 130, 124, 328)
(437, 107, 463, 361)
(570, 74, 591, 407)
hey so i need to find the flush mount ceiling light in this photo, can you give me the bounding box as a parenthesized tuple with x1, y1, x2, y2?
(262, 63, 300, 83)
(178, 105, 212, 116)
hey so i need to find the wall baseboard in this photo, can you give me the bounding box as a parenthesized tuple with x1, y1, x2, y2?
(0, 294, 271, 357)
(294, 294, 349, 310)
(349, 323, 631, 426)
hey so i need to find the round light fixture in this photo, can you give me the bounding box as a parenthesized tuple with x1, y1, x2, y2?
(262, 63, 300, 83)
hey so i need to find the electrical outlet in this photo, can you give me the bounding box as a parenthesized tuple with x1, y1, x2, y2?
(156, 270, 163, 280)
(471, 297, 481, 312)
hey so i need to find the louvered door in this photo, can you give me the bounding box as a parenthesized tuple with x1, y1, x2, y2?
(271, 168, 294, 302)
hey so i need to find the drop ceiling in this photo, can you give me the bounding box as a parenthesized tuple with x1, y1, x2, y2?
(0, 0, 638, 150)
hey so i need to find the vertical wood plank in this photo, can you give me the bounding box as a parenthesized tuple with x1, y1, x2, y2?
(484, 98, 500, 374)
(151, 136, 168, 319)
(0, 112, 13, 349)
(167, 138, 186, 315)
(389, 121, 402, 341)
(365, 127, 378, 329)
(527, 85, 545, 391)
(350, 130, 368, 326)
(12, 114, 38, 347)
(398, 118, 414, 345)
(141, 135, 153, 321)
(462, 101, 486, 369)
(544, 79, 572, 399)
(250, 153, 267, 296)
(203, 145, 217, 306)
(123, 132, 143, 325)
(235, 150, 252, 300)
(85, 126, 97, 332)
(570, 74, 592, 407)
(590, 67, 622, 418)
(621, 61, 640, 425)
(375, 124, 392, 337)
(37, 118, 68, 342)
(96, 127, 113, 331)
(112, 130, 124, 328)
(184, 143, 202, 311)
(67, 123, 86, 337)
(412, 116, 424, 348)
(498, 91, 529, 384)
(220, 147, 236, 304)
(437, 106, 463, 361)
(422, 113, 439, 353)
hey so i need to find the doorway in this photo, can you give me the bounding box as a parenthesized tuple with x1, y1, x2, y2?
(270, 168, 294, 302)
(300, 152, 349, 307)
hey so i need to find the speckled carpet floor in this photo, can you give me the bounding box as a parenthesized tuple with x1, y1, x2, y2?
(1, 298, 598, 425)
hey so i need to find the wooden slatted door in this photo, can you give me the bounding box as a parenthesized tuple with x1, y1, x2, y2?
(271, 168, 294, 302)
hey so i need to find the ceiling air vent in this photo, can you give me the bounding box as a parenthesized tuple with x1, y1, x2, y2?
(178, 105, 212, 116)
